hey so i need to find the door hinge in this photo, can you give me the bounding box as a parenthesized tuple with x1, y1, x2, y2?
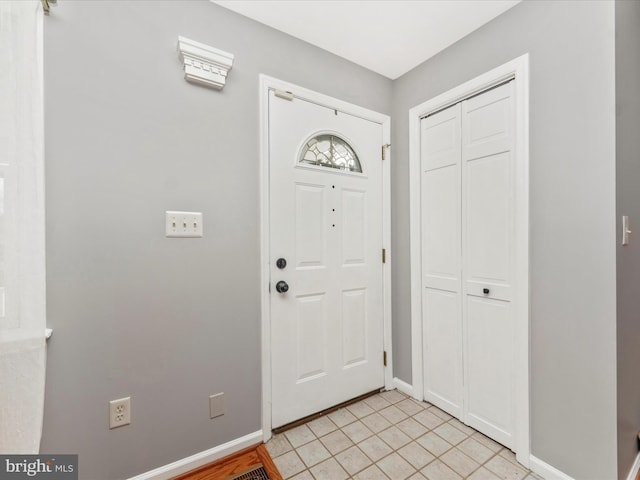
(383, 351, 387, 367)
(382, 143, 391, 160)
(274, 89, 294, 101)
(382, 248, 386, 264)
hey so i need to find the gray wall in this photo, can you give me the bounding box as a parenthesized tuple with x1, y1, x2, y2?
(41, 2, 391, 478)
(616, 0, 640, 477)
(42, 1, 624, 479)
(391, 1, 618, 478)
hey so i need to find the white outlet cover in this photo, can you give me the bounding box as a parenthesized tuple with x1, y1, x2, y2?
(109, 397, 131, 429)
(166, 211, 203, 238)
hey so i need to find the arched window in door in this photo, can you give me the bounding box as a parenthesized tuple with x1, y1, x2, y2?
(299, 134, 362, 173)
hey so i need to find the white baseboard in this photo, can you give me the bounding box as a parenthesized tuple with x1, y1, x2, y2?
(128, 430, 263, 480)
(626, 452, 640, 480)
(392, 377, 415, 398)
(529, 455, 575, 480)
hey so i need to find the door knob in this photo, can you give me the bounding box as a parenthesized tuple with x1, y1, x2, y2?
(276, 281, 289, 293)
(276, 258, 287, 269)
(483, 288, 490, 295)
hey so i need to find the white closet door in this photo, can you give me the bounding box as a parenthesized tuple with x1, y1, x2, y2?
(420, 103, 463, 418)
(421, 81, 516, 450)
(461, 82, 515, 448)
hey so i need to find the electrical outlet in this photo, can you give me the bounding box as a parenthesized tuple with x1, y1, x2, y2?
(209, 393, 225, 419)
(109, 397, 131, 429)
(165, 211, 203, 238)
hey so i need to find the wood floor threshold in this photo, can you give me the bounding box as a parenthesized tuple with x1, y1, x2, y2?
(272, 388, 382, 435)
(172, 443, 282, 480)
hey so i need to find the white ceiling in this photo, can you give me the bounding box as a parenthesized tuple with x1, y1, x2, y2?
(212, 1, 521, 79)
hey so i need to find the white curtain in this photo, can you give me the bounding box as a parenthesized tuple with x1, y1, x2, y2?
(0, 1, 47, 453)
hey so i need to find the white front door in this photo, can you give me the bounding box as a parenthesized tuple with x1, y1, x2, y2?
(269, 90, 385, 428)
(421, 81, 516, 448)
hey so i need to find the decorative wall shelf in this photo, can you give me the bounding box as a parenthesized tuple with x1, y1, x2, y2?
(177, 36, 234, 90)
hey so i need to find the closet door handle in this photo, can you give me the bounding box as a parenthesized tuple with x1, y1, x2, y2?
(483, 288, 490, 295)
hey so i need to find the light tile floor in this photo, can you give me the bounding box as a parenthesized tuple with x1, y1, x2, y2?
(266, 389, 543, 480)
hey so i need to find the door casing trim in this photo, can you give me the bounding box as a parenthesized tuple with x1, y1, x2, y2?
(408, 54, 530, 465)
(259, 75, 392, 441)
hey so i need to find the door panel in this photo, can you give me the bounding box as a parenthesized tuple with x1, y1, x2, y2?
(295, 183, 327, 268)
(464, 296, 513, 447)
(464, 151, 512, 301)
(342, 288, 367, 367)
(463, 85, 512, 160)
(422, 167, 459, 291)
(420, 103, 463, 416)
(296, 294, 327, 382)
(462, 81, 515, 448)
(269, 90, 384, 428)
(341, 189, 366, 265)
(423, 288, 462, 418)
(421, 112, 460, 171)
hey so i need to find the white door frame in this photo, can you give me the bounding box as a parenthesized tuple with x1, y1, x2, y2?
(259, 75, 392, 441)
(408, 54, 530, 465)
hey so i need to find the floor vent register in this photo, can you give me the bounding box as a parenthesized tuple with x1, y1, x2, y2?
(227, 465, 270, 480)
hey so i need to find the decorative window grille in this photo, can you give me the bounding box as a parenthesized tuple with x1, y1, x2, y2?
(299, 134, 362, 173)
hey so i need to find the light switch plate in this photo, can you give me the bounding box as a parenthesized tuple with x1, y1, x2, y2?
(622, 215, 631, 246)
(209, 392, 225, 419)
(166, 211, 203, 238)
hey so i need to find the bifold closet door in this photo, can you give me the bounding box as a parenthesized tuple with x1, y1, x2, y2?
(421, 81, 515, 449)
(420, 103, 463, 419)
(461, 82, 515, 448)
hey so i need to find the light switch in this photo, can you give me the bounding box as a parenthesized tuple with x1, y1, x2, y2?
(622, 215, 631, 246)
(165, 211, 203, 238)
(209, 392, 225, 418)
